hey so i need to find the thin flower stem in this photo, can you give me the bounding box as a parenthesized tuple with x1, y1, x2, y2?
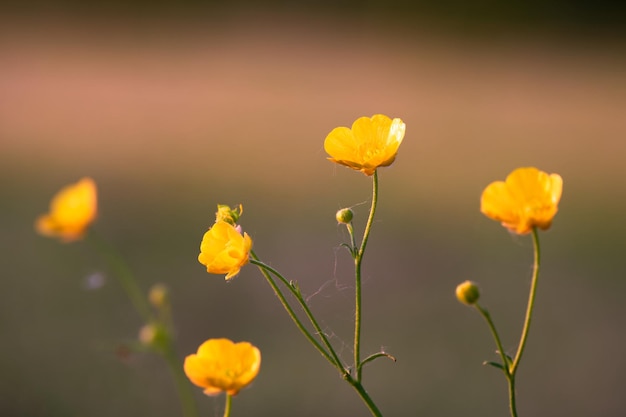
(87, 231, 153, 322)
(476, 303, 518, 417)
(159, 303, 199, 417)
(511, 227, 541, 375)
(354, 170, 379, 382)
(162, 343, 201, 417)
(357, 172, 379, 264)
(475, 227, 541, 417)
(508, 376, 518, 417)
(223, 394, 232, 417)
(87, 232, 199, 417)
(253, 260, 345, 372)
(344, 375, 383, 417)
(249, 255, 341, 372)
(251, 240, 383, 417)
(159, 299, 176, 338)
(250, 257, 344, 371)
(475, 303, 510, 374)
(346, 223, 357, 257)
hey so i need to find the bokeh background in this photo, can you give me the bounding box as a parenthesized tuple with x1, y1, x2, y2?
(2, 1, 625, 416)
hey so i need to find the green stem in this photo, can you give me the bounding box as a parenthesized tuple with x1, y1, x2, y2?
(476, 303, 517, 417)
(223, 394, 232, 417)
(508, 376, 518, 417)
(86, 231, 153, 322)
(162, 343, 200, 417)
(354, 170, 379, 382)
(252, 258, 345, 373)
(510, 227, 541, 376)
(346, 222, 357, 257)
(475, 304, 510, 374)
(249, 254, 341, 372)
(88, 231, 198, 417)
(475, 227, 541, 417)
(344, 375, 383, 417)
(250, 255, 383, 417)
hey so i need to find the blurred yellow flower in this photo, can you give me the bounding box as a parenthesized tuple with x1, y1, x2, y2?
(184, 338, 261, 396)
(324, 114, 405, 176)
(481, 167, 563, 235)
(35, 177, 98, 242)
(198, 221, 252, 280)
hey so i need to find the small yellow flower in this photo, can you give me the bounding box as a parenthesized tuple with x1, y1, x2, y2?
(324, 114, 406, 176)
(481, 167, 563, 235)
(35, 177, 98, 242)
(184, 338, 261, 396)
(198, 221, 252, 280)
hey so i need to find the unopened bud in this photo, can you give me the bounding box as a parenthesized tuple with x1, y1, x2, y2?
(336, 208, 353, 224)
(215, 204, 243, 225)
(138, 323, 168, 348)
(139, 323, 158, 346)
(456, 281, 480, 305)
(148, 283, 169, 309)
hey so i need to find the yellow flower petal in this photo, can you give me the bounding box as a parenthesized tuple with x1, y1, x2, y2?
(184, 338, 261, 396)
(324, 114, 405, 176)
(480, 167, 563, 234)
(35, 177, 98, 242)
(198, 221, 252, 280)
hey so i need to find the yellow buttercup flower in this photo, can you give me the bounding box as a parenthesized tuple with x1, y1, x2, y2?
(324, 114, 405, 176)
(184, 338, 261, 396)
(35, 177, 98, 242)
(198, 221, 252, 280)
(481, 167, 563, 235)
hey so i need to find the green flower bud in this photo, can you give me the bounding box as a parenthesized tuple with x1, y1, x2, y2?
(336, 208, 353, 224)
(456, 280, 480, 305)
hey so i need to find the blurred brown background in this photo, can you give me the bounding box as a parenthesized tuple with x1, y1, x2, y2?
(1, 1, 625, 416)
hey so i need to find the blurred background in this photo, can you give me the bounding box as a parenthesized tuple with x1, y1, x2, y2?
(1, 1, 625, 416)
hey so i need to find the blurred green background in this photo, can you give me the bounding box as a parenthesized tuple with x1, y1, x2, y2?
(1, 1, 626, 416)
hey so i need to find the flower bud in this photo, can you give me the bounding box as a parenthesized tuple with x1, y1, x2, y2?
(138, 323, 158, 346)
(148, 283, 169, 309)
(336, 208, 353, 224)
(456, 281, 480, 305)
(138, 323, 168, 348)
(215, 204, 243, 225)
